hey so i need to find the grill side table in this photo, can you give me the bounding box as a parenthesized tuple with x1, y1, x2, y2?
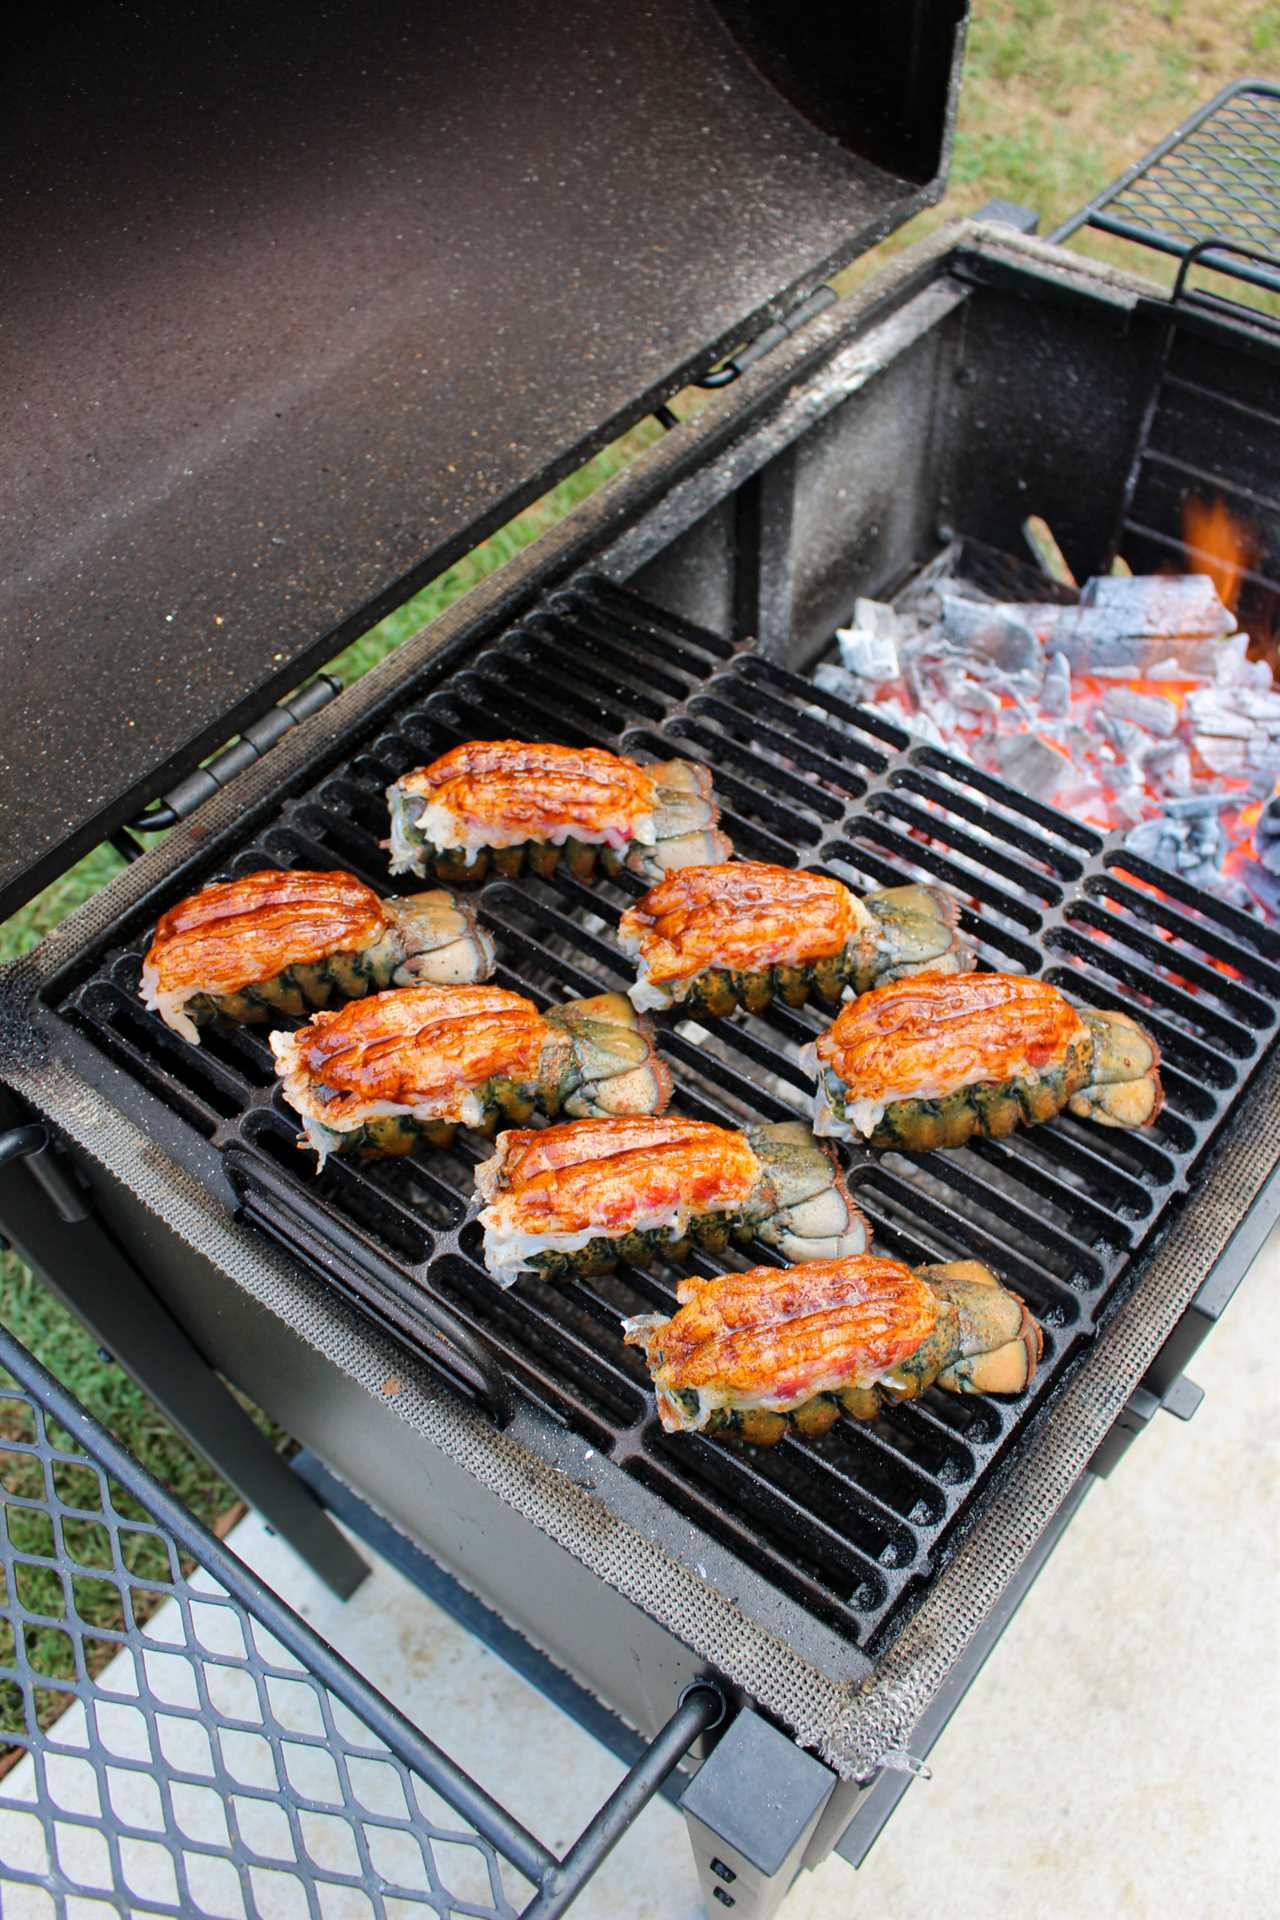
(0, 1322, 720, 1918)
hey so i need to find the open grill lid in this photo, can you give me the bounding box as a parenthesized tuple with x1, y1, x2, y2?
(0, 0, 965, 922)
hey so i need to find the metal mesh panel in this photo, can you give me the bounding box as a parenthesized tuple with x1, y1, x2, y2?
(0, 1327, 720, 1915)
(0, 1345, 530, 1918)
(1056, 80, 1280, 293)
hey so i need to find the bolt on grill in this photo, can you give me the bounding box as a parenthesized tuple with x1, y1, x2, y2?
(50, 575, 1280, 1656)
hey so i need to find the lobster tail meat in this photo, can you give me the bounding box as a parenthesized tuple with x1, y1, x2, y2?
(806, 971, 1162, 1150)
(385, 740, 730, 885)
(624, 1254, 1043, 1445)
(619, 863, 970, 1015)
(141, 868, 495, 1045)
(271, 985, 668, 1165)
(474, 1112, 868, 1286)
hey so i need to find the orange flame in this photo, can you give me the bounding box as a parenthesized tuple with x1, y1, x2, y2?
(1182, 495, 1255, 616)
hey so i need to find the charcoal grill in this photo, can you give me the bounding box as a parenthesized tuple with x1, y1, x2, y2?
(3, 10, 1279, 1915)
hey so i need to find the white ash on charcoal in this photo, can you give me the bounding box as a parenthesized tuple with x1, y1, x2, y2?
(1100, 687, 1180, 736)
(1239, 859, 1280, 917)
(1039, 649, 1072, 718)
(1236, 790, 1280, 917)
(1185, 684, 1280, 776)
(993, 732, 1070, 802)
(835, 598, 910, 682)
(942, 573, 1241, 679)
(810, 662, 967, 756)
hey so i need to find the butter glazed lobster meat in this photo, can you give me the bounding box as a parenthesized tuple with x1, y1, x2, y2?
(805, 971, 1162, 1149)
(618, 861, 970, 1015)
(625, 1254, 1043, 1446)
(474, 1113, 869, 1286)
(271, 985, 669, 1165)
(386, 740, 730, 885)
(142, 868, 495, 1046)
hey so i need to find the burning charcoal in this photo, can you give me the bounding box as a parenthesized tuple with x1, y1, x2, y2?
(1094, 711, 1146, 760)
(900, 708, 965, 754)
(1003, 602, 1229, 679)
(1239, 858, 1280, 916)
(836, 599, 902, 681)
(1233, 687, 1280, 726)
(1255, 793, 1280, 877)
(1212, 632, 1256, 686)
(1125, 819, 1177, 863)
(811, 663, 874, 725)
(940, 596, 1042, 677)
(1162, 793, 1241, 820)
(1185, 690, 1253, 736)
(1248, 755, 1280, 799)
(994, 731, 1068, 801)
(1193, 736, 1251, 776)
(939, 666, 1001, 716)
(1185, 687, 1262, 774)
(1100, 687, 1180, 737)
(1126, 809, 1232, 893)
(1111, 784, 1148, 830)
(1079, 572, 1236, 636)
(1050, 773, 1110, 821)
(1141, 741, 1194, 798)
(1039, 650, 1071, 718)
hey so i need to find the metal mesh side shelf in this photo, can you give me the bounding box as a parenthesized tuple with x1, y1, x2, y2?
(1054, 79, 1280, 293)
(0, 1324, 717, 1918)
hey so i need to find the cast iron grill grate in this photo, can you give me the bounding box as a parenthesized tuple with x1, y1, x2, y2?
(51, 577, 1280, 1654)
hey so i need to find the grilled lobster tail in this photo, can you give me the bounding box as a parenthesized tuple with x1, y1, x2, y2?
(271, 986, 669, 1166)
(385, 741, 730, 886)
(141, 869, 495, 1045)
(620, 863, 969, 1015)
(625, 1254, 1043, 1446)
(806, 971, 1162, 1149)
(474, 1113, 869, 1286)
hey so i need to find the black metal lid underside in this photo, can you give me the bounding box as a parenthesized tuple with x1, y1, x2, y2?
(0, 0, 964, 920)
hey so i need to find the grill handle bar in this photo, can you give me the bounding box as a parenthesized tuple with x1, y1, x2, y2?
(0, 1121, 89, 1223)
(1169, 237, 1280, 339)
(521, 1683, 726, 1920)
(232, 1154, 515, 1427)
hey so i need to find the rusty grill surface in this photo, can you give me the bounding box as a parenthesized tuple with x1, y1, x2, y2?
(47, 577, 1280, 1655)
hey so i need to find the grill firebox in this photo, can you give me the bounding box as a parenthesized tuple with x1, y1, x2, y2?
(48, 569, 1280, 1658)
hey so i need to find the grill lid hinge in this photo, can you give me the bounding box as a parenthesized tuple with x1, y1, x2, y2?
(654, 285, 837, 429)
(129, 673, 343, 833)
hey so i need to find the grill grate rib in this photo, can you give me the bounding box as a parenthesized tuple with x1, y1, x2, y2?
(51, 574, 1280, 1654)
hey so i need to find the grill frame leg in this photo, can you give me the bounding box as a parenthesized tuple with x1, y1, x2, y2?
(680, 1705, 836, 1918)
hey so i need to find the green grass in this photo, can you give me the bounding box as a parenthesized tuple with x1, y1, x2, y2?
(0, 0, 1271, 1741)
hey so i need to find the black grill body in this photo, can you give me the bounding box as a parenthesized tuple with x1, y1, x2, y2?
(9, 223, 1280, 1728)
